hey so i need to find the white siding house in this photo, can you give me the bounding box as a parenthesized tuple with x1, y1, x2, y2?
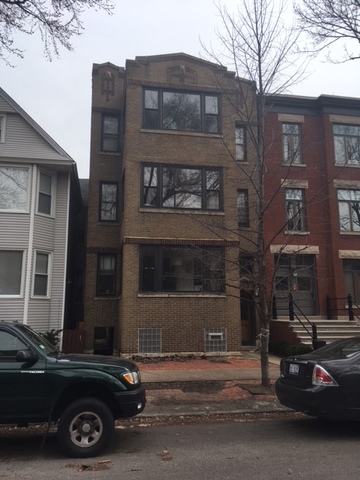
(0, 87, 80, 334)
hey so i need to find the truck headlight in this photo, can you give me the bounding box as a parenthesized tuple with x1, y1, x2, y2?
(122, 371, 140, 385)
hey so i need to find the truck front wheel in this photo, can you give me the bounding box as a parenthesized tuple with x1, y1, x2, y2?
(57, 397, 115, 457)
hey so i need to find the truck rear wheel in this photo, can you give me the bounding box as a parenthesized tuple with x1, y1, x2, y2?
(57, 397, 115, 458)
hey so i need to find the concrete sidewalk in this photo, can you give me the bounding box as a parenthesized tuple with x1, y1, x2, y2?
(134, 352, 289, 418)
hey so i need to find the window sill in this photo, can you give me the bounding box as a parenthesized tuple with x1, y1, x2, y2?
(138, 293, 226, 298)
(36, 212, 55, 219)
(94, 295, 120, 300)
(281, 163, 306, 167)
(335, 163, 360, 168)
(139, 208, 225, 216)
(99, 151, 121, 156)
(340, 231, 360, 235)
(97, 221, 121, 225)
(284, 230, 310, 235)
(140, 129, 222, 139)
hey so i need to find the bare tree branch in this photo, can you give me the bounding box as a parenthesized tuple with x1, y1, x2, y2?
(199, 0, 311, 386)
(0, 0, 114, 64)
(295, 0, 360, 62)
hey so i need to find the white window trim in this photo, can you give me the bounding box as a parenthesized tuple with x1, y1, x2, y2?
(32, 250, 52, 299)
(0, 114, 6, 143)
(36, 170, 56, 217)
(0, 164, 31, 213)
(0, 249, 25, 298)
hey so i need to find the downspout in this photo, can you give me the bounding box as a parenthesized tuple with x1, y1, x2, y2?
(59, 171, 71, 346)
(23, 165, 37, 325)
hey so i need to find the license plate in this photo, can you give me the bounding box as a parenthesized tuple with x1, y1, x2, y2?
(289, 363, 299, 375)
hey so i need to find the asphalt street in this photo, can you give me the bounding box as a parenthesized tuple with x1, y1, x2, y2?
(1, 415, 360, 479)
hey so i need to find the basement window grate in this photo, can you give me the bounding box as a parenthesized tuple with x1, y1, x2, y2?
(138, 328, 162, 353)
(204, 328, 227, 353)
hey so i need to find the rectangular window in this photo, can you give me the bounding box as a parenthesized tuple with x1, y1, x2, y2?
(102, 115, 119, 152)
(205, 328, 227, 353)
(237, 189, 249, 227)
(0, 115, 5, 142)
(97, 254, 116, 295)
(34, 252, 50, 297)
(235, 126, 246, 161)
(100, 182, 118, 221)
(333, 124, 360, 166)
(285, 189, 306, 231)
(338, 189, 360, 232)
(143, 88, 219, 134)
(140, 246, 225, 294)
(142, 164, 221, 211)
(282, 123, 302, 164)
(343, 259, 360, 304)
(240, 256, 254, 277)
(38, 172, 52, 215)
(0, 166, 29, 212)
(0, 251, 23, 296)
(138, 328, 162, 354)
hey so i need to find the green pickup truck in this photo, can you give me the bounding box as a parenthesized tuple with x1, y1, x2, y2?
(0, 322, 146, 457)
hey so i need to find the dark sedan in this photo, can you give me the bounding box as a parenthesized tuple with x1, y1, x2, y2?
(275, 337, 360, 420)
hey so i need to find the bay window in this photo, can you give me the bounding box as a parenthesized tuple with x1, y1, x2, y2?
(143, 88, 220, 134)
(142, 164, 221, 211)
(140, 246, 225, 293)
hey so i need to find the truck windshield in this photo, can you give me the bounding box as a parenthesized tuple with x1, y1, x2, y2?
(19, 324, 58, 356)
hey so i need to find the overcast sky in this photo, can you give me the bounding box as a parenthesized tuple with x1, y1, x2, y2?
(1, 0, 359, 178)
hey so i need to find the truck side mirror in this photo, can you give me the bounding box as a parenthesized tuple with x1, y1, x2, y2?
(16, 349, 37, 363)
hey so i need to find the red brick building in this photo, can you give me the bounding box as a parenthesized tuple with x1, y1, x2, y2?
(265, 95, 360, 343)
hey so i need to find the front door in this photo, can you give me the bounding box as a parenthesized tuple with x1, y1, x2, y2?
(0, 329, 47, 421)
(275, 254, 317, 316)
(241, 290, 256, 345)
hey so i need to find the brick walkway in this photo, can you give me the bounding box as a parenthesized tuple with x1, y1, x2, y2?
(137, 358, 265, 372)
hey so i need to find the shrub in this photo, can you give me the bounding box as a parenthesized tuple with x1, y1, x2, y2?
(270, 341, 312, 357)
(41, 329, 62, 347)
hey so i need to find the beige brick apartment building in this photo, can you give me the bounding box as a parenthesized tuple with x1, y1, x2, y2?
(84, 53, 259, 355)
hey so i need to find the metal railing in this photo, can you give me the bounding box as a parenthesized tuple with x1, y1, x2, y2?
(273, 294, 324, 350)
(288, 294, 324, 350)
(326, 294, 360, 322)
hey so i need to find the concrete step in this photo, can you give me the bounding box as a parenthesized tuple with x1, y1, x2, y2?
(286, 318, 360, 345)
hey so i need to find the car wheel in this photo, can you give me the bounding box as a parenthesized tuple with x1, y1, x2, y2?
(57, 397, 114, 458)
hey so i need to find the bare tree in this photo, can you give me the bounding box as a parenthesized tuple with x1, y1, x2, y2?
(0, 0, 114, 63)
(294, 0, 360, 62)
(201, 0, 309, 386)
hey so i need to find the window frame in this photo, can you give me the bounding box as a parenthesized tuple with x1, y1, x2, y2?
(343, 259, 360, 304)
(33, 251, 51, 298)
(0, 250, 24, 297)
(333, 124, 360, 166)
(99, 181, 118, 222)
(237, 189, 250, 228)
(337, 189, 360, 232)
(285, 188, 306, 232)
(282, 123, 302, 165)
(0, 165, 30, 213)
(235, 125, 246, 161)
(101, 114, 120, 153)
(143, 88, 220, 134)
(97, 253, 117, 296)
(0, 114, 6, 143)
(139, 245, 226, 294)
(142, 163, 222, 211)
(37, 171, 54, 216)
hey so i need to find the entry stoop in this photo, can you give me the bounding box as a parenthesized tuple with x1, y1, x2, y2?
(289, 318, 360, 346)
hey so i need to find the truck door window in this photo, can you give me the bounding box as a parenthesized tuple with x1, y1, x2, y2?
(0, 331, 26, 361)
